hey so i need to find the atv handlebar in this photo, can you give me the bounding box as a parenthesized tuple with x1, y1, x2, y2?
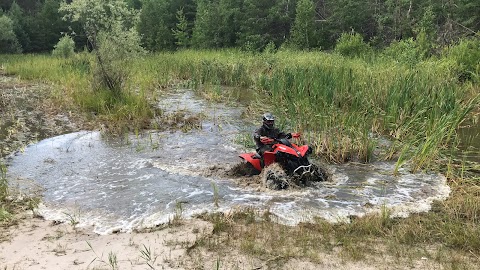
(291, 132, 301, 138)
(260, 133, 301, 144)
(260, 137, 275, 144)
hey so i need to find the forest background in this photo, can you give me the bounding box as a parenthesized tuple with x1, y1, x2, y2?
(0, 0, 478, 54)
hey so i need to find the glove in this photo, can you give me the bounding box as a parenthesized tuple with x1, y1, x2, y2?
(260, 137, 274, 144)
(291, 132, 301, 138)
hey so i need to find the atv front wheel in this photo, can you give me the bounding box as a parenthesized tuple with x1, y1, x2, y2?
(263, 165, 289, 190)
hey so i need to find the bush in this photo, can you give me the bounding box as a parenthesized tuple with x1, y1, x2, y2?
(443, 38, 480, 82)
(334, 31, 371, 58)
(52, 35, 75, 58)
(381, 38, 421, 66)
(0, 15, 22, 53)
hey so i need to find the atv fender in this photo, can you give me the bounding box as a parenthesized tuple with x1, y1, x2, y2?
(239, 153, 262, 171)
(295, 145, 311, 157)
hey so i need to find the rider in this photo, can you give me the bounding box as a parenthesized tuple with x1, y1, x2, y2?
(253, 112, 292, 157)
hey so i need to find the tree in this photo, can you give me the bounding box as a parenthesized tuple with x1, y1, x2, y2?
(6, 1, 28, 51)
(0, 14, 21, 53)
(60, 0, 145, 92)
(191, 0, 217, 48)
(52, 34, 75, 58)
(38, 0, 67, 51)
(289, 0, 316, 49)
(237, 0, 294, 51)
(329, 0, 376, 41)
(172, 8, 189, 48)
(138, 0, 175, 51)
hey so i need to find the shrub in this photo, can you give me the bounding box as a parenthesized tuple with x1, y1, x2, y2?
(0, 15, 22, 53)
(443, 38, 480, 82)
(381, 38, 421, 66)
(52, 35, 75, 58)
(334, 31, 371, 58)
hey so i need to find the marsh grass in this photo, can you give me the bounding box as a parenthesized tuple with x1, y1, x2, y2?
(64, 210, 81, 229)
(0, 160, 40, 224)
(0, 161, 7, 201)
(1, 54, 154, 134)
(211, 182, 220, 208)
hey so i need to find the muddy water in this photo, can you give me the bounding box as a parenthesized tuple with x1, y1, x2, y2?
(6, 89, 452, 234)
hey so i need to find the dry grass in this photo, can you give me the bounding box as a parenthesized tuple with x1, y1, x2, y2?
(190, 182, 480, 269)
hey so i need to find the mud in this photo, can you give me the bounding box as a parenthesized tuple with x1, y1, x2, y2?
(221, 162, 332, 191)
(0, 74, 83, 158)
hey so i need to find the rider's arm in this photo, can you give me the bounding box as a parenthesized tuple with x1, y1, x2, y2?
(253, 128, 263, 146)
(278, 131, 292, 139)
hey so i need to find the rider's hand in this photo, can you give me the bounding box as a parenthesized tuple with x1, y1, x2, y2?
(260, 137, 273, 144)
(291, 132, 301, 138)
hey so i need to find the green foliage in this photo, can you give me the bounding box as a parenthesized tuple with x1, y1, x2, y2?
(172, 8, 189, 48)
(237, 0, 293, 51)
(138, 0, 175, 51)
(60, 0, 145, 93)
(334, 31, 371, 58)
(52, 35, 75, 58)
(0, 14, 21, 53)
(443, 38, 480, 82)
(330, 0, 376, 42)
(191, 0, 216, 48)
(0, 161, 8, 201)
(39, 0, 66, 51)
(288, 0, 316, 49)
(381, 38, 422, 65)
(6, 1, 28, 52)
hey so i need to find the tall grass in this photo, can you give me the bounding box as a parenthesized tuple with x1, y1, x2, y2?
(134, 49, 477, 170)
(1, 53, 154, 133)
(0, 161, 7, 201)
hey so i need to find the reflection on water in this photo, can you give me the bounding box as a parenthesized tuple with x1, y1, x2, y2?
(5, 89, 453, 234)
(456, 121, 480, 164)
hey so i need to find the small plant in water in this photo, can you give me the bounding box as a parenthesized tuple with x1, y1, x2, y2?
(211, 182, 220, 208)
(0, 161, 8, 201)
(170, 200, 185, 225)
(64, 211, 80, 229)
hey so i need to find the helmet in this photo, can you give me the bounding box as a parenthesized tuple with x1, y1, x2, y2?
(262, 112, 275, 130)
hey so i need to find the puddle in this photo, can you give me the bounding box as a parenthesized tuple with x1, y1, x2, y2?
(6, 89, 452, 234)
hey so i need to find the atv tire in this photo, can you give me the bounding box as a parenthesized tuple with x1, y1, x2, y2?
(263, 165, 289, 190)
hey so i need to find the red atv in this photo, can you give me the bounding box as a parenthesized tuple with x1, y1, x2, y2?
(239, 134, 327, 189)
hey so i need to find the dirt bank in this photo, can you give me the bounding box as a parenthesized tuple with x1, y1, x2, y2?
(0, 74, 83, 158)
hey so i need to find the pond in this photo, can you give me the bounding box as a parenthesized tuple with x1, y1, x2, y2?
(5, 88, 463, 234)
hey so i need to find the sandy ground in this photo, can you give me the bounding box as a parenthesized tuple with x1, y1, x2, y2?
(0, 211, 447, 270)
(1, 212, 213, 270)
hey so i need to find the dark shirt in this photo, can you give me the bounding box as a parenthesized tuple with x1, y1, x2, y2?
(253, 125, 289, 148)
